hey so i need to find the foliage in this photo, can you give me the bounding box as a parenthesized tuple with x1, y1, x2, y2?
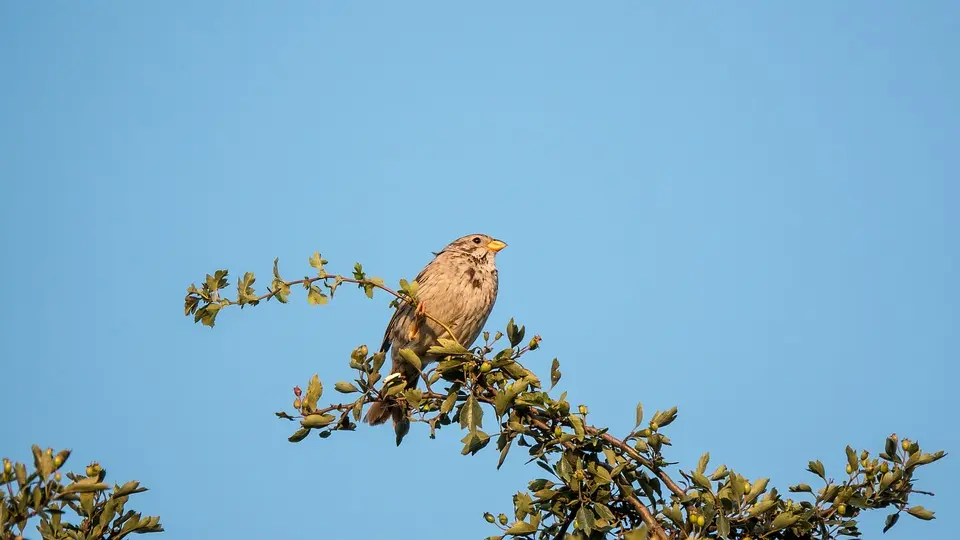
(1, 446, 162, 540)
(185, 251, 947, 540)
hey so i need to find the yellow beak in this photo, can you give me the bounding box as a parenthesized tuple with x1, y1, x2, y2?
(486, 239, 507, 252)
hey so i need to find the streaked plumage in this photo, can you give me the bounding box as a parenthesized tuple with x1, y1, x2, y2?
(365, 234, 506, 426)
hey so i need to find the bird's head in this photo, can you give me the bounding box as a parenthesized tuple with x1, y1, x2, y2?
(443, 234, 507, 261)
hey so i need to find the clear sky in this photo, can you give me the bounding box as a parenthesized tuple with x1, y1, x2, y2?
(1, 2, 957, 539)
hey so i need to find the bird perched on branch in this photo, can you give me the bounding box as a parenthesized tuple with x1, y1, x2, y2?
(365, 233, 507, 428)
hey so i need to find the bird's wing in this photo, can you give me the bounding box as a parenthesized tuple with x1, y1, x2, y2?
(380, 259, 436, 353)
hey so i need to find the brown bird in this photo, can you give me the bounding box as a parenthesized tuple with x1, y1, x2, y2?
(365, 233, 507, 427)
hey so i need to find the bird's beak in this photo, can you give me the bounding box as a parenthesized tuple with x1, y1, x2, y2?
(486, 239, 507, 253)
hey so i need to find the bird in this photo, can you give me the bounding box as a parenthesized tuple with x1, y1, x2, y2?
(365, 233, 507, 427)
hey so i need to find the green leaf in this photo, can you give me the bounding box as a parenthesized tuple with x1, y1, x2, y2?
(305, 374, 323, 410)
(593, 466, 612, 485)
(504, 521, 537, 535)
(747, 499, 777, 516)
(624, 526, 648, 540)
(769, 511, 798, 531)
(576, 506, 595, 536)
(497, 436, 513, 470)
(460, 430, 491, 455)
(716, 515, 730, 539)
(403, 388, 422, 409)
(634, 402, 643, 429)
(883, 512, 900, 533)
(807, 460, 826, 479)
(691, 471, 712, 491)
(307, 285, 328, 306)
(427, 338, 468, 355)
(652, 406, 678, 428)
(906, 506, 935, 520)
(335, 381, 359, 393)
(880, 471, 896, 491)
(113, 480, 145, 498)
(494, 390, 513, 418)
(696, 452, 710, 474)
(441, 391, 458, 414)
(569, 414, 585, 441)
(745, 477, 769, 504)
(300, 414, 335, 428)
(594, 503, 615, 522)
(710, 464, 728, 481)
(845, 445, 858, 471)
(398, 349, 422, 372)
(459, 395, 483, 432)
(549, 358, 561, 390)
(662, 503, 683, 525)
(61, 478, 110, 495)
(371, 352, 386, 374)
(352, 399, 364, 421)
(308, 252, 327, 274)
(789, 483, 813, 493)
(885, 437, 899, 462)
(506, 318, 525, 347)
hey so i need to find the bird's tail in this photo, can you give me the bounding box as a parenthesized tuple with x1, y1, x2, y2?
(364, 361, 418, 427)
(364, 400, 401, 426)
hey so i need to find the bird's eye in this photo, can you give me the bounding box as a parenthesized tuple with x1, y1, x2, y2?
(472, 237, 482, 244)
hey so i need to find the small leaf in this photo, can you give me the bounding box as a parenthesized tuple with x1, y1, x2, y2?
(696, 452, 710, 474)
(427, 338, 468, 355)
(335, 381, 359, 393)
(716, 515, 730, 539)
(441, 391, 458, 414)
(846, 445, 858, 471)
(61, 478, 110, 494)
(398, 349, 422, 372)
(308, 252, 327, 274)
(459, 395, 483, 432)
(307, 286, 328, 306)
(883, 512, 900, 533)
(906, 506, 935, 520)
(652, 406, 678, 428)
(550, 358, 561, 390)
(504, 521, 537, 535)
(593, 466, 612, 485)
(747, 499, 777, 516)
(594, 502, 615, 522)
(568, 414, 585, 441)
(691, 471, 712, 491)
(576, 507, 596, 536)
(807, 460, 826, 479)
(403, 388, 422, 409)
(305, 374, 323, 410)
(745, 478, 769, 503)
(300, 414, 335, 428)
(770, 511, 798, 531)
(494, 390, 513, 418)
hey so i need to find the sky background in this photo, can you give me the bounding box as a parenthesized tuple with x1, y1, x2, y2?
(1, 2, 957, 539)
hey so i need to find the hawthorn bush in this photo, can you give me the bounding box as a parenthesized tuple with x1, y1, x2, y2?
(1, 447, 162, 540)
(181, 249, 947, 540)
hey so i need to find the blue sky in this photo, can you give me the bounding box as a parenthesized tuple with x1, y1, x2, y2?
(1, 2, 956, 538)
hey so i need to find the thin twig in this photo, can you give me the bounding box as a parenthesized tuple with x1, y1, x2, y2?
(254, 274, 465, 350)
